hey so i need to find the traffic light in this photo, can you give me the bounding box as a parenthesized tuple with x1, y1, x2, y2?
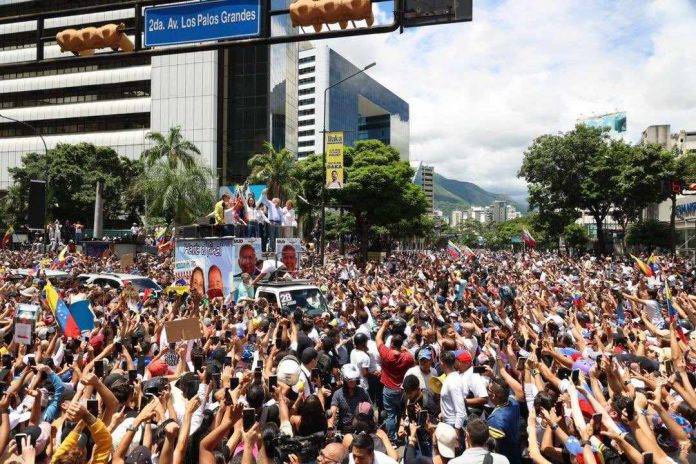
(289, 0, 374, 33)
(56, 23, 134, 56)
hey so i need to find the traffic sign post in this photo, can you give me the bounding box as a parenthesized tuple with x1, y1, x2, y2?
(144, 0, 261, 47)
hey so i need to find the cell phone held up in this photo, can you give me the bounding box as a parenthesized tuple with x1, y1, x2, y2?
(243, 408, 255, 431)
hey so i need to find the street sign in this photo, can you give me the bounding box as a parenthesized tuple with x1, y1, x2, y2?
(403, 0, 472, 28)
(144, 0, 261, 47)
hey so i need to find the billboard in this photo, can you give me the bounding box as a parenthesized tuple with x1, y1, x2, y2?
(174, 238, 236, 299)
(403, 0, 472, 28)
(232, 237, 263, 278)
(275, 238, 302, 275)
(325, 131, 344, 189)
(582, 112, 627, 133)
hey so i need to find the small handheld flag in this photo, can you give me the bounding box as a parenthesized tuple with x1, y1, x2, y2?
(630, 255, 654, 277)
(447, 241, 462, 260)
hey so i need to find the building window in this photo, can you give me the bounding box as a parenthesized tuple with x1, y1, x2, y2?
(298, 140, 315, 147)
(298, 56, 315, 64)
(298, 108, 315, 116)
(299, 66, 315, 75)
(298, 119, 314, 127)
(0, 81, 150, 109)
(299, 98, 315, 106)
(298, 77, 315, 85)
(0, 113, 150, 137)
(298, 87, 314, 96)
(0, 56, 151, 80)
(298, 129, 315, 137)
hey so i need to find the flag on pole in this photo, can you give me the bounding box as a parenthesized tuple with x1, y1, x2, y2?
(664, 284, 687, 344)
(521, 228, 536, 248)
(1, 225, 13, 248)
(154, 226, 168, 246)
(630, 254, 654, 277)
(68, 296, 95, 332)
(446, 241, 462, 260)
(157, 239, 174, 255)
(461, 245, 475, 258)
(43, 281, 80, 338)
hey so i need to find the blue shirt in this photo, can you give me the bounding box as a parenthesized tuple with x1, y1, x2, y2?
(42, 372, 65, 423)
(487, 396, 521, 464)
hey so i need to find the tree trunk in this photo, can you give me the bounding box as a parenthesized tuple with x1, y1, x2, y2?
(670, 194, 677, 254)
(594, 215, 606, 256)
(355, 212, 369, 269)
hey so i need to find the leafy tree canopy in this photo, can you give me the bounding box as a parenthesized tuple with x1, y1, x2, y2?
(3, 143, 142, 227)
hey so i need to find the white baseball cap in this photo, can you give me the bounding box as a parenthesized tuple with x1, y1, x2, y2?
(435, 422, 458, 458)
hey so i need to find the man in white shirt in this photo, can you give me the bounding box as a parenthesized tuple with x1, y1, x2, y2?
(260, 191, 283, 251)
(439, 351, 467, 439)
(404, 347, 434, 390)
(449, 418, 510, 464)
(350, 333, 374, 392)
(349, 431, 397, 464)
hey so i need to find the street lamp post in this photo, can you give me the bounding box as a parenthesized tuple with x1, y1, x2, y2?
(0, 113, 48, 157)
(320, 61, 375, 265)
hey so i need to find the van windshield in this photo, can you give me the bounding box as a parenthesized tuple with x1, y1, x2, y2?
(278, 288, 328, 316)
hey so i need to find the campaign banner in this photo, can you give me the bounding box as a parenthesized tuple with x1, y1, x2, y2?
(218, 183, 267, 202)
(325, 131, 344, 189)
(13, 319, 33, 345)
(232, 237, 262, 278)
(174, 238, 236, 299)
(275, 238, 302, 275)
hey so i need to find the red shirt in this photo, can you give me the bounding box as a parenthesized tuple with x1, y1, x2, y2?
(378, 344, 415, 390)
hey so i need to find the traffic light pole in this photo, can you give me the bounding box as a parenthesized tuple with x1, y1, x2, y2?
(319, 62, 376, 265)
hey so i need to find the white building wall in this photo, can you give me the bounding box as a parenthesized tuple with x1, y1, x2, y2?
(149, 51, 218, 185)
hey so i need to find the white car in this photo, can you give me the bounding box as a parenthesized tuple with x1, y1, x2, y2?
(255, 280, 329, 318)
(76, 273, 162, 293)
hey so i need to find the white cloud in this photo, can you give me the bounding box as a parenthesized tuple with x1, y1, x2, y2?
(322, 0, 696, 196)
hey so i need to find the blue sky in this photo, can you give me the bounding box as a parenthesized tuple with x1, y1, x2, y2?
(324, 0, 696, 198)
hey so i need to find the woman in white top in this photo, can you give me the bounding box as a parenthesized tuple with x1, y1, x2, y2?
(245, 196, 260, 238)
(281, 200, 296, 238)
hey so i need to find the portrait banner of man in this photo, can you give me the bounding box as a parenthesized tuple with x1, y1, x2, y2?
(174, 238, 237, 299)
(275, 238, 302, 275)
(232, 237, 263, 278)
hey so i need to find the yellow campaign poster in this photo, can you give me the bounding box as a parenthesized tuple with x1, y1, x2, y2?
(325, 131, 344, 189)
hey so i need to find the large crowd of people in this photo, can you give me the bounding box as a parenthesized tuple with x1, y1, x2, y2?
(0, 242, 695, 464)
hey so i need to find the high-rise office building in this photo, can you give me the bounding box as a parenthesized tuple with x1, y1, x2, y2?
(412, 162, 434, 214)
(490, 200, 508, 223)
(296, 44, 409, 160)
(0, 1, 297, 191)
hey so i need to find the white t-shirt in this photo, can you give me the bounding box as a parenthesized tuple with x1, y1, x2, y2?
(350, 349, 371, 391)
(349, 450, 397, 464)
(461, 367, 489, 399)
(404, 365, 433, 390)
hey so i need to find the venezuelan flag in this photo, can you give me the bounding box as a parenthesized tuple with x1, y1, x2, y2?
(44, 281, 80, 338)
(630, 254, 654, 277)
(1, 225, 13, 248)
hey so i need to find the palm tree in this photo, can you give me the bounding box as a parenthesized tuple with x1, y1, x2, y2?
(247, 141, 299, 199)
(133, 162, 214, 225)
(141, 126, 201, 170)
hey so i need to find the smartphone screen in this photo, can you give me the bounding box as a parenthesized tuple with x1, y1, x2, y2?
(114, 342, 122, 353)
(554, 402, 564, 417)
(87, 399, 99, 417)
(516, 357, 526, 371)
(473, 366, 486, 375)
(230, 376, 240, 390)
(128, 370, 137, 382)
(665, 360, 673, 376)
(137, 355, 146, 377)
(224, 356, 232, 367)
(418, 410, 427, 427)
(311, 367, 320, 380)
(571, 369, 580, 385)
(243, 408, 255, 431)
(268, 375, 277, 390)
(193, 355, 203, 373)
(14, 433, 26, 454)
(28, 356, 36, 367)
(557, 368, 571, 380)
(253, 368, 262, 381)
(94, 360, 104, 378)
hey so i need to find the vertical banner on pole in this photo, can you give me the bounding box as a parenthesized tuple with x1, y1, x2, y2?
(325, 131, 345, 189)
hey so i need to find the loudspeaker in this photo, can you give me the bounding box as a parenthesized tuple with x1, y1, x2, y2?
(27, 180, 46, 230)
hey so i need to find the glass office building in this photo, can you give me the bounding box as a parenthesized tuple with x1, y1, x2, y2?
(297, 45, 409, 160)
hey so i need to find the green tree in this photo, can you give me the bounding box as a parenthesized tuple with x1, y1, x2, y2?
(563, 223, 589, 252)
(611, 143, 674, 245)
(667, 150, 696, 252)
(247, 141, 299, 200)
(141, 126, 201, 170)
(292, 154, 324, 238)
(519, 124, 622, 254)
(626, 220, 672, 252)
(133, 162, 214, 225)
(3, 143, 142, 227)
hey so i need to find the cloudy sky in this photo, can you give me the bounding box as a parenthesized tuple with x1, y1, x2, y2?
(324, 0, 696, 200)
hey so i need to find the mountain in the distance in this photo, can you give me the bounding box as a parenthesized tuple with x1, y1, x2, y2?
(434, 173, 527, 218)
